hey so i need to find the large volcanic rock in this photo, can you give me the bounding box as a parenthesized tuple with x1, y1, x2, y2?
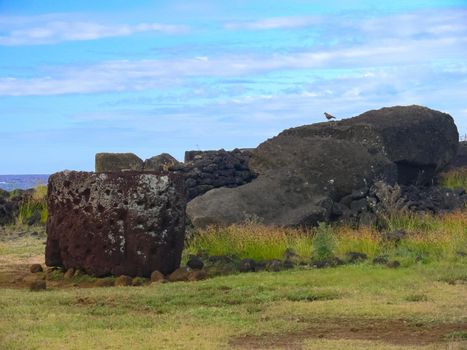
(188, 138, 396, 227)
(187, 105, 458, 227)
(45, 171, 186, 277)
(275, 105, 458, 185)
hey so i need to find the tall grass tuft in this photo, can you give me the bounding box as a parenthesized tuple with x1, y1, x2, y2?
(439, 167, 467, 190)
(17, 185, 48, 226)
(185, 224, 313, 261)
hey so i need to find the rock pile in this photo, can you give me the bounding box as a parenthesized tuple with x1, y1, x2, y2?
(173, 148, 256, 200)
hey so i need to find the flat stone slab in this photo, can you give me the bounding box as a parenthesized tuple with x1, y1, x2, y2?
(45, 171, 186, 277)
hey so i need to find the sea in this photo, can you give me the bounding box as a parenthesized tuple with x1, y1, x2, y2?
(0, 174, 49, 191)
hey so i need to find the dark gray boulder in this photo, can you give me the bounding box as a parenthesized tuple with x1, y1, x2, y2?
(188, 105, 459, 227)
(278, 105, 458, 185)
(95, 153, 144, 172)
(188, 137, 396, 227)
(45, 171, 186, 277)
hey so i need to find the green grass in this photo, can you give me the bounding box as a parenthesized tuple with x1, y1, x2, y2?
(440, 167, 467, 190)
(0, 262, 466, 349)
(16, 185, 48, 226)
(185, 211, 467, 265)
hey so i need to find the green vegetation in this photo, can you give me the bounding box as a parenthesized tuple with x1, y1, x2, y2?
(311, 222, 335, 261)
(16, 185, 48, 226)
(0, 256, 466, 349)
(185, 223, 313, 261)
(440, 167, 467, 190)
(185, 211, 467, 266)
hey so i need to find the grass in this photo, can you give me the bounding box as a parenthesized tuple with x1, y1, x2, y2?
(185, 223, 313, 262)
(16, 185, 48, 226)
(440, 167, 467, 190)
(185, 210, 467, 265)
(0, 255, 466, 349)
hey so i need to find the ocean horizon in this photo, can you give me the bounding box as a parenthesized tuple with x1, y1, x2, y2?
(0, 174, 49, 191)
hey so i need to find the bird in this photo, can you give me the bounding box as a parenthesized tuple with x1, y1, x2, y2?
(324, 112, 336, 120)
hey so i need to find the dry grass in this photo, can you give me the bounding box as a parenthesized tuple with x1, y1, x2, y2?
(186, 210, 467, 264)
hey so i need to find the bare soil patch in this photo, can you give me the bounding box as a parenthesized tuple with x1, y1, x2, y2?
(230, 318, 467, 349)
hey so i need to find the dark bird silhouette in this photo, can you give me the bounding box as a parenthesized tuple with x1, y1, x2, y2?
(324, 112, 335, 120)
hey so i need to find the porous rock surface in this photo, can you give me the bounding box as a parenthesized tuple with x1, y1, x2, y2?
(188, 105, 459, 227)
(45, 171, 186, 277)
(143, 153, 180, 172)
(173, 148, 256, 200)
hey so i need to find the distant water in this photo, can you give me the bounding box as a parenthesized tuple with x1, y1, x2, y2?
(0, 174, 49, 191)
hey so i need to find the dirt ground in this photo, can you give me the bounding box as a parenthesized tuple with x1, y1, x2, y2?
(230, 318, 467, 349)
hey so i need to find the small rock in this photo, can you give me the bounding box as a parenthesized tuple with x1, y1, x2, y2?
(188, 270, 207, 281)
(266, 260, 282, 272)
(372, 256, 388, 265)
(345, 252, 368, 263)
(386, 260, 401, 268)
(239, 259, 256, 273)
(311, 257, 343, 268)
(187, 256, 204, 270)
(115, 275, 133, 286)
(207, 255, 234, 265)
(282, 260, 295, 269)
(94, 278, 115, 287)
(29, 280, 46, 291)
(64, 268, 75, 279)
(168, 267, 190, 282)
(150, 270, 165, 283)
(30, 264, 43, 273)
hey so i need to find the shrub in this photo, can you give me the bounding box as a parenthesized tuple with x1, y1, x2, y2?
(311, 223, 335, 261)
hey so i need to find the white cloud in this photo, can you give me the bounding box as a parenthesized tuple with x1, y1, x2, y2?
(0, 34, 465, 96)
(225, 16, 321, 30)
(0, 15, 188, 46)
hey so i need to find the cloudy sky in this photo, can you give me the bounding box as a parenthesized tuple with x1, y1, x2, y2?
(1, 0, 467, 174)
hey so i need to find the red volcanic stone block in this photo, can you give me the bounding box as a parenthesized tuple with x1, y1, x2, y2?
(45, 171, 186, 277)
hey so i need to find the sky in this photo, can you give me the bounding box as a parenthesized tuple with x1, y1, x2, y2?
(1, 0, 467, 174)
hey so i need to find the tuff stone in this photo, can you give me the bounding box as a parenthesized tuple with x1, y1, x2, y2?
(45, 171, 186, 277)
(95, 153, 144, 172)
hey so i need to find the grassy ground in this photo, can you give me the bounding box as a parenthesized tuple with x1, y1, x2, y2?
(0, 171, 465, 349)
(0, 236, 466, 349)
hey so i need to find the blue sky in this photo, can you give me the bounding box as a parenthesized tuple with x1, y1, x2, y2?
(1, 0, 467, 174)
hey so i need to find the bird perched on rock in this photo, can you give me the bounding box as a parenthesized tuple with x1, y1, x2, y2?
(324, 112, 336, 120)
